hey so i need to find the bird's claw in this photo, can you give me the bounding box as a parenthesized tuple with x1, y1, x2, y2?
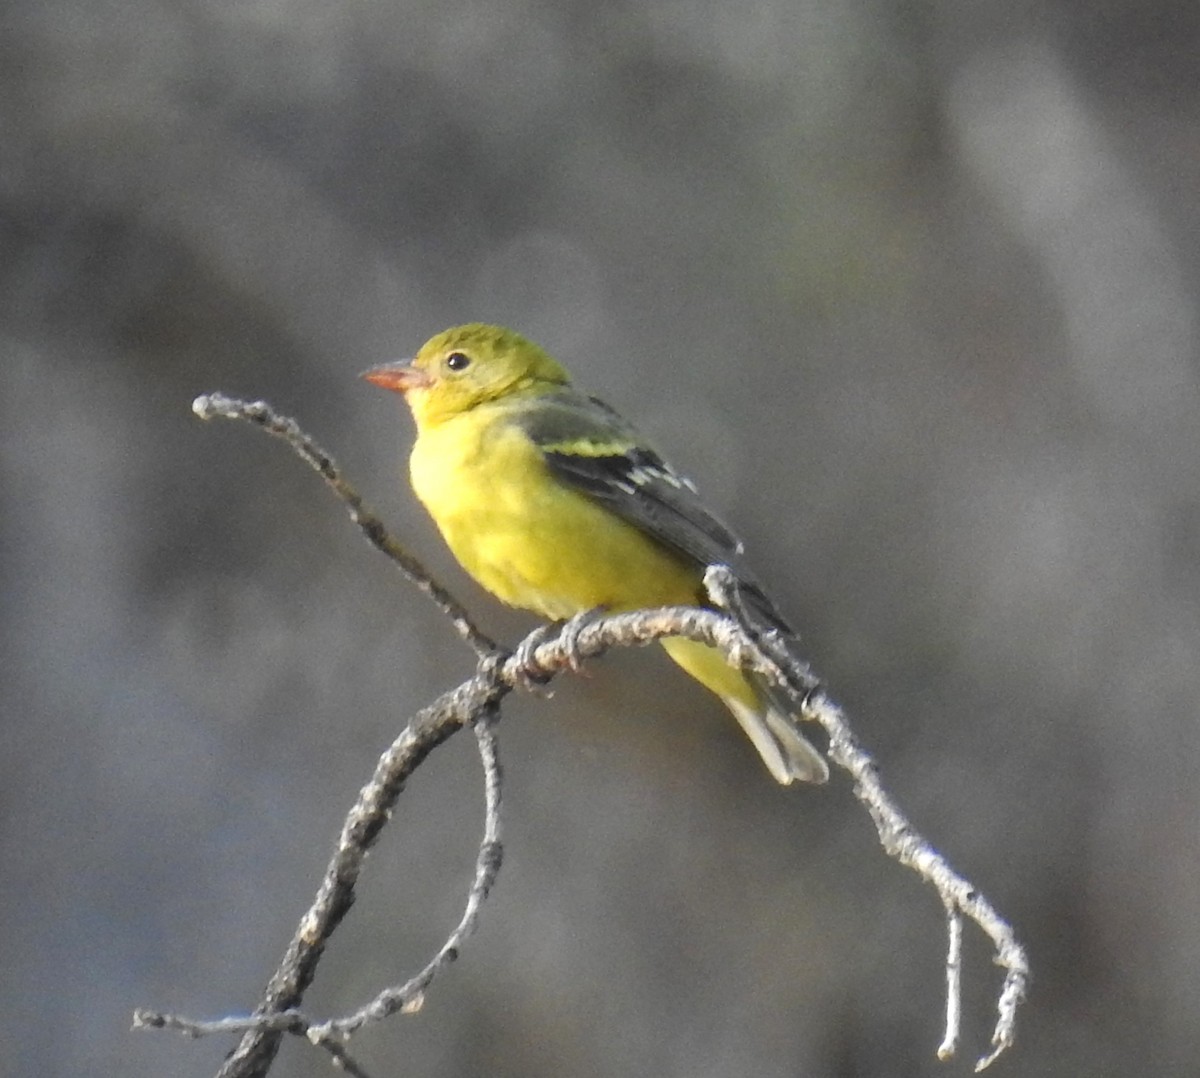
(504, 608, 605, 692)
(508, 623, 559, 695)
(558, 606, 605, 674)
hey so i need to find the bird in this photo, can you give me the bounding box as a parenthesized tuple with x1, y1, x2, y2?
(362, 323, 827, 785)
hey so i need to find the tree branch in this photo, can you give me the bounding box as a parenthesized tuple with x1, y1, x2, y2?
(191, 393, 497, 658)
(134, 606, 750, 1076)
(135, 396, 1028, 1076)
(704, 566, 1030, 1071)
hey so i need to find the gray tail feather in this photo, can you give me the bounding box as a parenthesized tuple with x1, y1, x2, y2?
(724, 693, 828, 785)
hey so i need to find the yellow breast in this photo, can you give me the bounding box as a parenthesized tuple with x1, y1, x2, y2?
(409, 409, 700, 619)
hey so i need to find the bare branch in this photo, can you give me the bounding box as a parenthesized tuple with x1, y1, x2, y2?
(136, 673, 509, 1077)
(135, 607, 733, 1075)
(310, 1037, 375, 1078)
(312, 707, 504, 1037)
(139, 400, 1028, 1076)
(702, 564, 821, 699)
(191, 393, 497, 658)
(813, 695, 1028, 1070)
(704, 565, 1030, 1070)
(300, 715, 503, 1078)
(937, 905, 963, 1061)
(138, 585, 1028, 1071)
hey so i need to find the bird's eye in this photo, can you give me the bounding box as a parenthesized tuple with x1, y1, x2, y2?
(445, 352, 471, 372)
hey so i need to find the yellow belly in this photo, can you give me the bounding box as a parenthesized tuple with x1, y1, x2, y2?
(405, 407, 824, 781)
(410, 412, 701, 620)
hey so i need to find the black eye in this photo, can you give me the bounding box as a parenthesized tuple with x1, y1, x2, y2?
(445, 352, 471, 371)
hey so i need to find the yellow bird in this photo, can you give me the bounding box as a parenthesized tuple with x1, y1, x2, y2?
(364, 324, 827, 784)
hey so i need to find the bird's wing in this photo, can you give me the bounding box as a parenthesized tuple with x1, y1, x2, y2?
(514, 391, 791, 631)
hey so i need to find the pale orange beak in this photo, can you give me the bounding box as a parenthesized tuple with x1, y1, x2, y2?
(360, 361, 434, 394)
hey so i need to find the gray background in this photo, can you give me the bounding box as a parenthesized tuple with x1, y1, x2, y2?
(4, 1, 1199, 1075)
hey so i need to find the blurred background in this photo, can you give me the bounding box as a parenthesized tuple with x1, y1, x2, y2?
(4, 1, 1199, 1075)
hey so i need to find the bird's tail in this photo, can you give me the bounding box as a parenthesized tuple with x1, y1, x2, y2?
(724, 692, 828, 785)
(660, 637, 828, 785)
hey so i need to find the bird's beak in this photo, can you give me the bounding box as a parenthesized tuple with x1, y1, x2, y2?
(360, 361, 433, 394)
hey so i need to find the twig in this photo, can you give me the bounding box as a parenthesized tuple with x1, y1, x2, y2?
(814, 694, 1027, 1070)
(310, 1037, 375, 1078)
(135, 675, 509, 1077)
(191, 393, 497, 658)
(938, 905, 964, 1061)
(703, 565, 1030, 1071)
(702, 565, 821, 700)
(312, 707, 504, 1037)
(298, 711, 502, 1078)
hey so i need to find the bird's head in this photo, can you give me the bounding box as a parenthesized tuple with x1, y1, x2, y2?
(363, 323, 570, 426)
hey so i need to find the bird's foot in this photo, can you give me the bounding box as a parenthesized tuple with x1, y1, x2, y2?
(508, 623, 560, 695)
(502, 608, 607, 693)
(557, 606, 605, 674)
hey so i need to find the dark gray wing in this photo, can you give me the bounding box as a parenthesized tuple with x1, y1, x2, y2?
(515, 391, 792, 631)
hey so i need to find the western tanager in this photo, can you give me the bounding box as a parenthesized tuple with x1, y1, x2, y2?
(363, 323, 827, 784)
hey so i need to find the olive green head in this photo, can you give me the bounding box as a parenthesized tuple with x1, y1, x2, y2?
(363, 323, 570, 426)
